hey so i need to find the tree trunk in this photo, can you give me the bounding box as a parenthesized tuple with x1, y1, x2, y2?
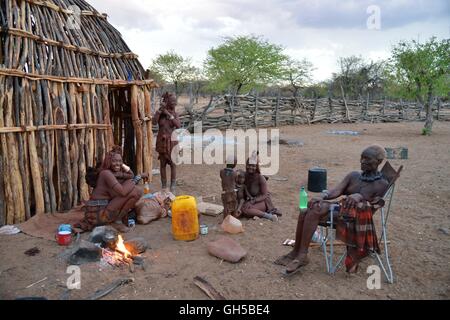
(437, 97, 441, 121)
(340, 84, 350, 121)
(236, 83, 243, 95)
(424, 86, 434, 134)
(174, 81, 178, 103)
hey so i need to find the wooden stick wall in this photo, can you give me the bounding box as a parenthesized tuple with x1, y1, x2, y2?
(0, 76, 103, 223)
(178, 95, 450, 131)
(0, 0, 155, 224)
(0, 75, 154, 224)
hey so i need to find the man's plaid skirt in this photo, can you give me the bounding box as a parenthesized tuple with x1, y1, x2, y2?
(336, 200, 380, 271)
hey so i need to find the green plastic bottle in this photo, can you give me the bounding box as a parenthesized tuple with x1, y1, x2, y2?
(299, 186, 308, 211)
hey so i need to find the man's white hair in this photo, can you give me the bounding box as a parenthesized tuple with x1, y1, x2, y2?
(364, 144, 386, 161)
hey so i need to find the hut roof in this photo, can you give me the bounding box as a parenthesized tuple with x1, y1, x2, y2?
(0, 0, 156, 86)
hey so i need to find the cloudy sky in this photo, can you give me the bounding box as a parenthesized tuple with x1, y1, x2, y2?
(87, 0, 449, 82)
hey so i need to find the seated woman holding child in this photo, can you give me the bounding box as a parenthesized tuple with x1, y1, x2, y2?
(76, 147, 148, 233)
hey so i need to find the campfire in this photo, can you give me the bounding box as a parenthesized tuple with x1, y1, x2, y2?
(100, 234, 144, 272)
(65, 226, 147, 271)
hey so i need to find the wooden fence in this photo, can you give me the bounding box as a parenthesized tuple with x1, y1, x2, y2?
(174, 95, 450, 131)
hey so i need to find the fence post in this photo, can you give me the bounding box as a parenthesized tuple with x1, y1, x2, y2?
(365, 92, 369, 117)
(340, 85, 350, 121)
(254, 92, 258, 128)
(275, 89, 280, 127)
(400, 99, 405, 120)
(290, 96, 295, 124)
(230, 94, 235, 129)
(312, 96, 318, 121)
(328, 95, 333, 118)
(189, 82, 193, 106)
(437, 98, 441, 121)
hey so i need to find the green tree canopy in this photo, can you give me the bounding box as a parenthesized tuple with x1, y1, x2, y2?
(148, 51, 197, 96)
(386, 37, 450, 134)
(204, 35, 287, 94)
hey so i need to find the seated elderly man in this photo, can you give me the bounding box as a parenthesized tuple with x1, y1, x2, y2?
(275, 145, 389, 275)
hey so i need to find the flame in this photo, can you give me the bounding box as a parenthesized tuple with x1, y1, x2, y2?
(115, 234, 132, 259)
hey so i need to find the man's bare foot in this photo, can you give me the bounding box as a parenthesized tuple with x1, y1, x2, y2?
(111, 222, 130, 233)
(285, 254, 309, 273)
(274, 252, 296, 266)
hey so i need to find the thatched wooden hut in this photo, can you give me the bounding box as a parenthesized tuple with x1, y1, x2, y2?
(0, 0, 157, 225)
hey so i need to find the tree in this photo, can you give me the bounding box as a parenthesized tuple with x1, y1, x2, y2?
(281, 58, 314, 97)
(186, 66, 209, 104)
(335, 55, 365, 99)
(386, 37, 450, 134)
(148, 51, 197, 97)
(204, 35, 287, 94)
(303, 81, 329, 98)
(144, 68, 164, 84)
(331, 56, 387, 100)
(363, 60, 387, 99)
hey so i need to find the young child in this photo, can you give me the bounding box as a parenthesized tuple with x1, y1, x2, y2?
(235, 170, 247, 218)
(220, 156, 238, 219)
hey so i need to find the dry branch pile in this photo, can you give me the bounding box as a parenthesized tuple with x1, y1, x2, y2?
(177, 95, 450, 131)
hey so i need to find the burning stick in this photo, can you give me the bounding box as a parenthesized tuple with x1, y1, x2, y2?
(193, 276, 226, 300)
(115, 235, 132, 260)
(100, 234, 135, 268)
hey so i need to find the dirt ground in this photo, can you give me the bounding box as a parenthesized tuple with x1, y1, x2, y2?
(1, 121, 449, 300)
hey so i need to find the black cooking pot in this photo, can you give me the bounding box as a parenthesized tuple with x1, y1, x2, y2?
(103, 231, 118, 250)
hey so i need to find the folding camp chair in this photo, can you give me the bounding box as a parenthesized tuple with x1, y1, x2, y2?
(317, 161, 403, 283)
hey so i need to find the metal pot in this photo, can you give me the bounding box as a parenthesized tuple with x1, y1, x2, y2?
(102, 232, 118, 250)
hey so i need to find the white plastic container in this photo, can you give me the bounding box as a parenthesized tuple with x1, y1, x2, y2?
(200, 224, 208, 235)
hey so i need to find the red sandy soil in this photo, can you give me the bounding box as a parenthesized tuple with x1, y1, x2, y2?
(0, 121, 449, 300)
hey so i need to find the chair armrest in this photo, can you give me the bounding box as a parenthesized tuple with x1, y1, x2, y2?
(370, 198, 385, 210)
(354, 198, 385, 211)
